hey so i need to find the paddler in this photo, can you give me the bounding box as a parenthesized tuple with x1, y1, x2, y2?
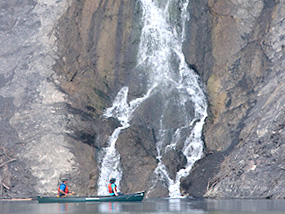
(108, 178, 119, 196)
(58, 178, 74, 197)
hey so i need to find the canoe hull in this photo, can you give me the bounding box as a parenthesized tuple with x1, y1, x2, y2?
(37, 191, 144, 203)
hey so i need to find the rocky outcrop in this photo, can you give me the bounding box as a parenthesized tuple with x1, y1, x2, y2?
(182, 0, 285, 198)
(0, 0, 100, 197)
(54, 0, 153, 196)
(116, 125, 158, 193)
(0, 0, 150, 198)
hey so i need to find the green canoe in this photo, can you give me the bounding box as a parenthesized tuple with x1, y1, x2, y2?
(37, 191, 145, 203)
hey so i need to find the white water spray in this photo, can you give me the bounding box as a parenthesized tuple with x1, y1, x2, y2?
(97, 86, 156, 195)
(138, 0, 207, 197)
(97, 0, 207, 197)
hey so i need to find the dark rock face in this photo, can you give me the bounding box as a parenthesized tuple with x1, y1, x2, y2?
(181, 0, 285, 199)
(54, 0, 148, 196)
(116, 125, 158, 194)
(161, 150, 187, 180)
(183, 0, 214, 82)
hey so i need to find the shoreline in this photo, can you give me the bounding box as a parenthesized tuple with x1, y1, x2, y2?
(0, 198, 34, 202)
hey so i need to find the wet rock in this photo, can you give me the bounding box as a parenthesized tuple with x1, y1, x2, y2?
(146, 180, 169, 198)
(180, 151, 224, 198)
(116, 125, 158, 194)
(161, 150, 187, 180)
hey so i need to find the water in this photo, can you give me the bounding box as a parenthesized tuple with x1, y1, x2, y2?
(97, 86, 156, 195)
(97, 0, 207, 197)
(1, 199, 285, 214)
(138, 0, 207, 197)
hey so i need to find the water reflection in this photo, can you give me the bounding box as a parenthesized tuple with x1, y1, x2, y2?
(205, 199, 285, 213)
(169, 198, 205, 213)
(169, 198, 181, 211)
(98, 202, 122, 213)
(1, 198, 285, 214)
(58, 203, 69, 213)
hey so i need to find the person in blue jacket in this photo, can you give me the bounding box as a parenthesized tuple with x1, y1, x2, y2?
(58, 178, 74, 197)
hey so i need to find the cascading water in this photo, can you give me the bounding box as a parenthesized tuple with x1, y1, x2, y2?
(97, 86, 156, 195)
(97, 0, 207, 197)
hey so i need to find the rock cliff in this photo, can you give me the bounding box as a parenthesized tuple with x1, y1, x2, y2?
(181, 0, 285, 199)
(0, 0, 99, 197)
(0, 0, 284, 199)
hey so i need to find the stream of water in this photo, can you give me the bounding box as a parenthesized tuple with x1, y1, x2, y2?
(97, 0, 207, 197)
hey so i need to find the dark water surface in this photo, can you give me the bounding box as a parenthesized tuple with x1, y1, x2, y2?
(1, 198, 285, 214)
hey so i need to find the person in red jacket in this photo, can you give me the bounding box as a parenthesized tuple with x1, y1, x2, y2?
(108, 178, 119, 196)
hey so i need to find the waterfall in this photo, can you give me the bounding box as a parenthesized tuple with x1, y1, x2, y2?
(97, 86, 156, 195)
(97, 0, 207, 197)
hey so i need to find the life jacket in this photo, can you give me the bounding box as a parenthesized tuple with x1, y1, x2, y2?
(108, 183, 117, 194)
(58, 183, 69, 194)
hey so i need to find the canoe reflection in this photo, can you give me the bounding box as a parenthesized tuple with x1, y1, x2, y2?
(99, 202, 122, 212)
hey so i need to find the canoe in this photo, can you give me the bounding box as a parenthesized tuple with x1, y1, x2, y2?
(37, 191, 144, 203)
